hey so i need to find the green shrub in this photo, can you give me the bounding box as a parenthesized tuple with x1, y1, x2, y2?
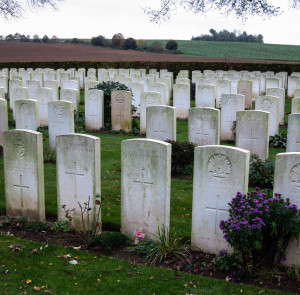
(150, 41, 164, 53)
(94, 81, 133, 130)
(0, 216, 12, 227)
(50, 220, 70, 232)
(269, 132, 287, 148)
(111, 33, 124, 48)
(166, 140, 194, 176)
(130, 239, 158, 256)
(136, 39, 147, 51)
(165, 40, 178, 51)
(91, 35, 108, 47)
(212, 251, 240, 273)
(24, 221, 50, 232)
(121, 38, 137, 50)
(220, 189, 300, 273)
(249, 154, 274, 188)
(95, 232, 131, 251)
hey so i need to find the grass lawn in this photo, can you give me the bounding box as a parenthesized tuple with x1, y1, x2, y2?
(0, 90, 294, 294)
(0, 235, 289, 295)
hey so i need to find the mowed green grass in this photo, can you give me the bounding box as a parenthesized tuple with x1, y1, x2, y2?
(147, 39, 300, 61)
(0, 92, 291, 239)
(0, 235, 289, 295)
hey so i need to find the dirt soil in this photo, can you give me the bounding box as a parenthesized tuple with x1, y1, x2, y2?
(0, 223, 299, 294)
(1, 41, 300, 64)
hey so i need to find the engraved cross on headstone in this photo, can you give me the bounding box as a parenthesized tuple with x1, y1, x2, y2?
(206, 194, 228, 234)
(14, 175, 29, 208)
(195, 119, 210, 145)
(296, 135, 300, 151)
(133, 168, 153, 198)
(66, 162, 84, 199)
(244, 128, 259, 151)
(153, 121, 166, 135)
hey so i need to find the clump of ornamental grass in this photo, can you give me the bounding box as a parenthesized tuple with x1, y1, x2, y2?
(219, 189, 300, 275)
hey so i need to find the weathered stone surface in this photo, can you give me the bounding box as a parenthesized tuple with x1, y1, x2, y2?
(266, 88, 285, 125)
(0, 98, 8, 146)
(173, 83, 190, 119)
(85, 89, 104, 131)
(191, 145, 249, 254)
(188, 107, 220, 146)
(196, 84, 215, 108)
(57, 134, 101, 231)
(3, 129, 45, 221)
(15, 99, 39, 131)
(121, 139, 171, 239)
(237, 80, 252, 108)
(146, 106, 176, 141)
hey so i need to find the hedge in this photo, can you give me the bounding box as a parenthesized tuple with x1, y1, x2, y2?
(1, 60, 300, 76)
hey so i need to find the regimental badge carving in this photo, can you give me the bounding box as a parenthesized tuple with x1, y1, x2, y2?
(290, 163, 300, 188)
(227, 96, 235, 105)
(271, 91, 279, 97)
(64, 91, 72, 100)
(262, 98, 272, 110)
(202, 87, 209, 96)
(16, 89, 22, 99)
(145, 94, 154, 105)
(116, 93, 125, 103)
(54, 104, 65, 117)
(20, 103, 29, 115)
(14, 137, 26, 157)
(89, 92, 97, 102)
(208, 154, 231, 179)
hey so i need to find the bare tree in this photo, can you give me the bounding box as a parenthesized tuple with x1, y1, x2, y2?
(0, 0, 60, 20)
(144, 0, 300, 23)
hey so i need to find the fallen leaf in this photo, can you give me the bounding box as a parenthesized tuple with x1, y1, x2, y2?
(73, 246, 81, 250)
(31, 249, 38, 254)
(149, 276, 154, 280)
(26, 279, 32, 284)
(4, 269, 9, 274)
(115, 266, 122, 271)
(225, 276, 231, 281)
(44, 291, 52, 294)
(69, 260, 78, 265)
(33, 286, 41, 292)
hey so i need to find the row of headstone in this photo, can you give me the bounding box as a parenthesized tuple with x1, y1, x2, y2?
(2, 130, 298, 265)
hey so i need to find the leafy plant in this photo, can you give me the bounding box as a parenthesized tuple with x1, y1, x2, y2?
(50, 220, 70, 232)
(143, 225, 189, 266)
(219, 189, 300, 274)
(166, 140, 194, 176)
(212, 251, 240, 273)
(0, 215, 12, 227)
(130, 239, 158, 256)
(249, 154, 274, 188)
(94, 232, 131, 252)
(24, 221, 50, 232)
(286, 265, 300, 282)
(121, 37, 137, 50)
(75, 111, 85, 133)
(269, 132, 287, 148)
(94, 81, 134, 130)
(37, 128, 56, 164)
(165, 39, 178, 51)
(62, 194, 101, 246)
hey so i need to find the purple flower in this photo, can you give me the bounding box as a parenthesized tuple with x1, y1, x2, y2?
(252, 225, 257, 229)
(259, 211, 263, 214)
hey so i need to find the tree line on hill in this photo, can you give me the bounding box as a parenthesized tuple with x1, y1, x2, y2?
(0, 33, 59, 43)
(191, 29, 264, 43)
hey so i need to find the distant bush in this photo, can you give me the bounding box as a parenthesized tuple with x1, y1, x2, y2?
(112, 33, 124, 48)
(136, 39, 147, 51)
(91, 35, 109, 47)
(166, 39, 178, 51)
(150, 41, 164, 53)
(269, 132, 287, 149)
(166, 140, 195, 176)
(121, 37, 137, 50)
(71, 38, 80, 44)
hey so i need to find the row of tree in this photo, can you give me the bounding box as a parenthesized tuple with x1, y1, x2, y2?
(0, 33, 60, 43)
(191, 29, 264, 43)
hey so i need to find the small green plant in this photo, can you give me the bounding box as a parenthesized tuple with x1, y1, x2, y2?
(144, 225, 189, 266)
(94, 232, 131, 252)
(0, 215, 12, 227)
(212, 251, 241, 273)
(166, 140, 194, 176)
(24, 221, 50, 232)
(50, 220, 70, 232)
(249, 154, 274, 188)
(37, 128, 56, 163)
(75, 111, 85, 133)
(269, 132, 287, 148)
(220, 189, 300, 274)
(131, 239, 158, 256)
(62, 194, 101, 245)
(286, 265, 300, 281)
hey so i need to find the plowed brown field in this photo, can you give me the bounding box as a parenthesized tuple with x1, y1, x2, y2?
(0, 41, 298, 64)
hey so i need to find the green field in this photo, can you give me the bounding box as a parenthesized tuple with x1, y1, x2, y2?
(146, 40, 300, 61)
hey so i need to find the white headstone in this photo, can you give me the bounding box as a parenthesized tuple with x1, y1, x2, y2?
(35, 87, 54, 127)
(237, 80, 252, 109)
(27, 80, 40, 100)
(220, 94, 245, 141)
(129, 82, 144, 115)
(196, 84, 215, 108)
(60, 89, 79, 112)
(173, 83, 190, 119)
(292, 97, 300, 114)
(11, 86, 29, 114)
(236, 111, 269, 160)
(48, 101, 75, 151)
(146, 106, 176, 141)
(57, 134, 101, 231)
(44, 80, 59, 101)
(286, 114, 300, 152)
(15, 99, 39, 131)
(85, 89, 104, 131)
(3, 130, 45, 221)
(111, 90, 132, 132)
(216, 80, 231, 108)
(188, 107, 220, 146)
(149, 82, 167, 105)
(273, 152, 300, 266)
(266, 88, 285, 125)
(191, 145, 250, 254)
(288, 75, 299, 98)
(140, 92, 162, 134)
(121, 139, 171, 239)
(0, 98, 8, 146)
(255, 95, 279, 136)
